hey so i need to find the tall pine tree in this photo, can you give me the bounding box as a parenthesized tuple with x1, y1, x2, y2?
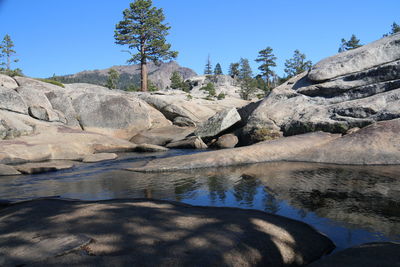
(115, 0, 178, 92)
(383, 22, 400, 37)
(204, 55, 213, 75)
(0, 34, 18, 71)
(228, 62, 240, 78)
(255, 47, 276, 88)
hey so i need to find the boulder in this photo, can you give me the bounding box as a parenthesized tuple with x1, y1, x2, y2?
(309, 242, 400, 267)
(0, 199, 335, 266)
(15, 161, 75, 174)
(131, 126, 194, 146)
(28, 106, 49, 121)
(0, 74, 18, 89)
(82, 153, 118, 163)
(0, 164, 20, 176)
(195, 108, 241, 139)
(0, 87, 28, 114)
(309, 32, 400, 81)
(0, 110, 35, 140)
(134, 143, 169, 152)
(13, 76, 63, 93)
(129, 132, 339, 172)
(288, 119, 400, 165)
(244, 34, 400, 141)
(215, 134, 239, 148)
(166, 136, 208, 149)
(45, 90, 80, 127)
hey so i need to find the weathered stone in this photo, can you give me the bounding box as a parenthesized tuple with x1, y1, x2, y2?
(28, 106, 49, 121)
(0, 164, 21, 176)
(0, 199, 335, 266)
(173, 116, 196, 127)
(134, 143, 169, 152)
(0, 110, 34, 139)
(0, 87, 27, 114)
(129, 132, 339, 172)
(13, 76, 63, 92)
(0, 74, 18, 89)
(130, 126, 194, 146)
(82, 153, 118, 163)
(309, 242, 400, 267)
(15, 161, 75, 174)
(45, 91, 80, 127)
(288, 119, 400, 165)
(215, 134, 238, 148)
(309, 33, 400, 81)
(195, 108, 241, 139)
(166, 136, 208, 149)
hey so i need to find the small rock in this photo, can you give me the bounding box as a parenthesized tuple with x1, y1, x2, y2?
(215, 134, 238, 148)
(28, 106, 49, 121)
(134, 144, 169, 152)
(15, 161, 75, 174)
(0, 164, 21, 176)
(346, 127, 360, 135)
(82, 153, 118, 163)
(166, 136, 208, 149)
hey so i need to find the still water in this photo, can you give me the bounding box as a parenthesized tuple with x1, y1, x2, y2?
(0, 150, 399, 251)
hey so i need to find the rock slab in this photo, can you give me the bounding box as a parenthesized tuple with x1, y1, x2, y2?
(0, 199, 335, 266)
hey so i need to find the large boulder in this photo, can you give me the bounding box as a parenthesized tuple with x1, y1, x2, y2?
(194, 108, 241, 139)
(244, 33, 400, 141)
(0, 87, 28, 114)
(45, 90, 80, 127)
(0, 74, 18, 89)
(0, 199, 335, 266)
(13, 76, 64, 93)
(215, 133, 239, 148)
(0, 110, 34, 139)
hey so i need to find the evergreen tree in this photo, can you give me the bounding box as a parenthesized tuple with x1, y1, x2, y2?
(255, 47, 276, 88)
(238, 58, 252, 80)
(114, 0, 178, 92)
(204, 55, 213, 75)
(0, 34, 18, 71)
(170, 71, 183, 89)
(338, 34, 363, 52)
(383, 22, 400, 37)
(105, 68, 120, 89)
(284, 50, 312, 78)
(214, 63, 223, 75)
(228, 62, 240, 78)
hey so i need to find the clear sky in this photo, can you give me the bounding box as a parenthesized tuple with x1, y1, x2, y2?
(0, 0, 399, 78)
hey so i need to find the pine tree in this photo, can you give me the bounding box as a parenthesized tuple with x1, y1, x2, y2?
(238, 58, 252, 80)
(228, 62, 240, 78)
(214, 63, 223, 75)
(383, 22, 400, 37)
(284, 50, 312, 78)
(106, 68, 120, 89)
(114, 0, 178, 92)
(238, 58, 256, 100)
(204, 55, 213, 75)
(170, 71, 183, 89)
(338, 34, 363, 52)
(0, 34, 18, 71)
(255, 47, 277, 88)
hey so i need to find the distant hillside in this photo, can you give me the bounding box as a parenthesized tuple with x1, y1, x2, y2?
(53, 61, 197, 90)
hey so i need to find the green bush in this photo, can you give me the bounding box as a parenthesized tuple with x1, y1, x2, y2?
(36, 78, 65, 88)
(200, 82, 216, 97)
(217, 92, 226, 100)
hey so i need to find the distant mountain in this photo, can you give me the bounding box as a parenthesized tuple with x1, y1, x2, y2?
(53, 61, 197, 90)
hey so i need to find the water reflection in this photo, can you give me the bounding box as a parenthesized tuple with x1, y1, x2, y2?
(0, 156, 400, 251)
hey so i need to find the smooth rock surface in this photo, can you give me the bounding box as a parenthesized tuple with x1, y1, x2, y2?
(0, 87, 28, 114)
(134, 143, 169, 152)
(166, 136, 208, 149)
(0, 164, 20, 176)
(195, 108, 241, 139)
(0, 199, 335, 266)
(129, 132, 339, 172)
(131, 126, 194, 146)
(15, 161, 75, 174)
(309, 32, 400, 81)
(82, 153, 118, 163)
(215, 134, 239, 148)
(0, 74, 18, 89)
(309, 242, 400, 267)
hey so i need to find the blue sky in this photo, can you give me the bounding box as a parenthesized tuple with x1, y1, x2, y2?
(0, 0, 399, 78)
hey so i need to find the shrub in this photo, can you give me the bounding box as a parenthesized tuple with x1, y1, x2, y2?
(217, 92, 226, 100)
(200, 82, 216, 97)
(36, 78, 65, 88)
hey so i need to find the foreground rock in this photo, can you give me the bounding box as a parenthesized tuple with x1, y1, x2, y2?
(82, 153, 118, 163)
(195, 108, 241, 140)
(0, 74, 18, 89)
(129, 132, 339, 172)
(244, 33, 400, 141)
(130, 125, 194, 146)
(0, 199, 334, 266)
(215, 133, 239, 148)
(309, 242, 400, 267)
(0, 164, 20, 176)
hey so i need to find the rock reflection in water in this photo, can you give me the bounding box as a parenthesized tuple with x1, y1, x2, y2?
(0, 159, 399, 250)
